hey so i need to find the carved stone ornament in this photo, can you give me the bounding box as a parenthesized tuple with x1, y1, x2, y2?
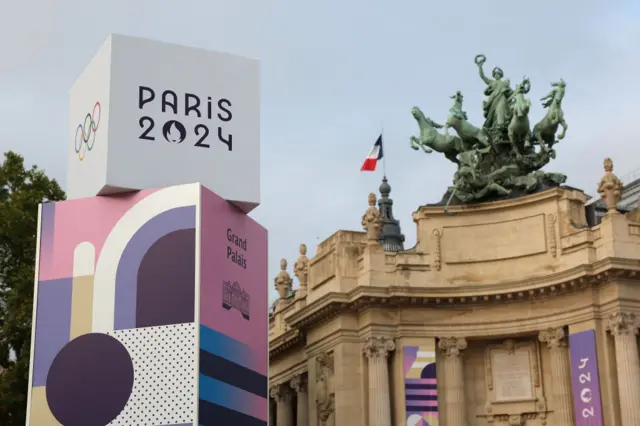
(362, 336, 395, 359)
(274, 258, 293, 300)
(597, 157, 623, 214)
(438, 337, 467, 357)
(546, 214, 557, 257)
(432, 229, 442, 271)
(361, 192, 382, 244)
(503, 339, 516, 354)
(316, 352, 335, 426)
(606, 312, 639, 336)
(509, 415, 524, 426)
(293, 243, 310, 293)
(290, 373, 308, 394)
(538, 327, 567, 349)
(269, 383, 293, 403)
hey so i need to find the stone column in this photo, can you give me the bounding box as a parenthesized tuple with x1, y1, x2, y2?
(291, 374, 309, 426)
(438, 337, 468, 426)
(269, 396, 276, 426)
(538, 327, 574, 426)
(270, 383, 294, 426)
(607, 312, 640, 426)
(363, 336, 395, 426)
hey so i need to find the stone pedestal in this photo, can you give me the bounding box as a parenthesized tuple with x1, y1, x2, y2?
(438, 337, 468, 426)
(291, 374, 309, 426)
(539, 327, 574, 426)
(270, 384, 294, 426)
(607, 312, 640, 426)
(363, 337, 395, 426)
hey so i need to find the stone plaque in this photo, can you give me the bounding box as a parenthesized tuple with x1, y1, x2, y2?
(491, 349, 533, 401)
(442, 214, 546, 264)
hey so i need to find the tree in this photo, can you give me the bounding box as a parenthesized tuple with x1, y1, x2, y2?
(0, 151, 65, 425)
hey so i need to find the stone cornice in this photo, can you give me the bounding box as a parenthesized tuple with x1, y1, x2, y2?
(413, 187, 586, 220)
(395, 303, 640, 339)
(269, 328, 305, 359)
(304, 329, 360, 357)
(279, 259, 640, 334)
(285, 292, 350, 330)
(269, 361, 309, 388)
(269, 259, 640, 358)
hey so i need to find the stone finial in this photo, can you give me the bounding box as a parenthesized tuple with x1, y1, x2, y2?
(274, 258, 292, 300)
(538, 327, 567, 349)
(362, 192, 382, 244)
(597, 157, 623, 214)
(294, 243, 310, 295)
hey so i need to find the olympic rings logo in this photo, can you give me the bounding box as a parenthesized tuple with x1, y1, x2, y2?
(74, 102, 101, 161)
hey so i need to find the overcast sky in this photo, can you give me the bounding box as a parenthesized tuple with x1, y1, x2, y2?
(1, 0, 639, 302)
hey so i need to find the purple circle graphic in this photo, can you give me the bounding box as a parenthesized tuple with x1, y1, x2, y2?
(46, 333, 134, 426)
(421, 362, 436, 379)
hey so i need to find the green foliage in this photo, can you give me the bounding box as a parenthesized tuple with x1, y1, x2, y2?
(0, 151, 65, 425)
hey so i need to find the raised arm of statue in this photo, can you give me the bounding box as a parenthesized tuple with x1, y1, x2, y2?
(475, 54, 491, 85)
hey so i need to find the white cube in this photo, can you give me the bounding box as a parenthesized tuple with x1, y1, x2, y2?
(67, 34, 260, 212)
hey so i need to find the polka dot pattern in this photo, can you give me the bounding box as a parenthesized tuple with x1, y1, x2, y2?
(107, 323, 196, 425)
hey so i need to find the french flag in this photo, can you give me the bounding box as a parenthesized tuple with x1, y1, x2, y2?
(360, 134, 383, 172)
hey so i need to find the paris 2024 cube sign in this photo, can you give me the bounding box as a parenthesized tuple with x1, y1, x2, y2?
(67, 34, 260, 212)
(26, 184, 268, 426)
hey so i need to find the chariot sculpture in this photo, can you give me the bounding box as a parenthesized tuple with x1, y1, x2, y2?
(410, 54, 568, 213)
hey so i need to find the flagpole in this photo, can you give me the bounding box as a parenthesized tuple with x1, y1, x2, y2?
(381, 121, 387, 178)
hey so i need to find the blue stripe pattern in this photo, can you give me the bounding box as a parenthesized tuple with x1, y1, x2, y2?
(199, 349, 267, 397)
(198, 324, 267, 425)
(199, 324, 254, 370)
(199, 400, 266, 426)
(199, 374, 263, 416)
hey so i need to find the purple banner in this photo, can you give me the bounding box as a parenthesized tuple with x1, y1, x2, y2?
(569, 329, 604, 426)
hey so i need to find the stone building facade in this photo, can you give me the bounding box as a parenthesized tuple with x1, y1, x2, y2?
(268, 159, 640, 426)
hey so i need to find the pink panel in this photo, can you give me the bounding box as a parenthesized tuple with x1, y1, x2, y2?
(200, 186, 268, 376)
(38, 189, 158, 281)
